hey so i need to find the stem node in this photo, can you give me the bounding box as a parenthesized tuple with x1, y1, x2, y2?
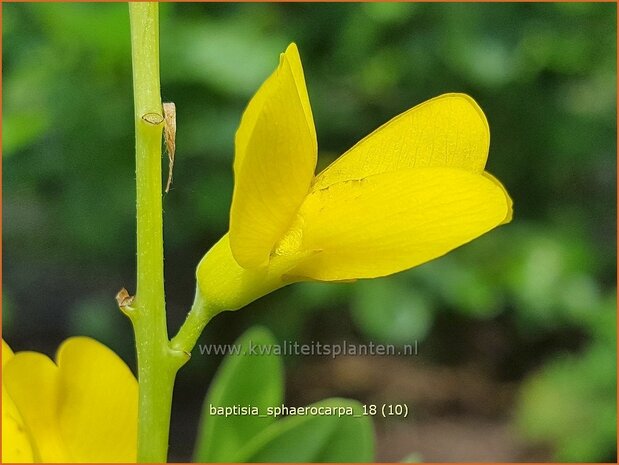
(168, 345, 192, 370)
(115, 288, 137, 318)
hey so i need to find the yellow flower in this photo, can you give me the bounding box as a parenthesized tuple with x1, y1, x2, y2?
(2, 337, 137, 463)
(197, 43, 513, 312)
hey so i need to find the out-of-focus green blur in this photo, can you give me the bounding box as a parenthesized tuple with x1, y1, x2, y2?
(3, 3, 616, 462)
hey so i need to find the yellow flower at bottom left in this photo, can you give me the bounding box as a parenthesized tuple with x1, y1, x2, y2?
(2, 337, 137, 463)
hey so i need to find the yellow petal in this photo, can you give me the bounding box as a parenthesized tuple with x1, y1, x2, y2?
(4, 352, 66, 462)
(230, 43, 317, 268)
(233, 72, 276, 174)
(313, 94, 489, 190)
(2, 339, 14, 367)
(197, 234, 304, 312)
(56, 337, 137, 463)
(2, 340, 35, 463)
(235, 43, 316, 177)
(3, 386, 35, 463)
(484, 171, 513, 224)
(288, 167, 512, 281)
(3, 338, 137, 463)
(284, 43, 316, 144)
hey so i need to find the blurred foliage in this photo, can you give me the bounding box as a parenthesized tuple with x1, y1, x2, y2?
(195, 327, 374, 463)
(3, 2, 616, 461)
(516, 302, 616, 461)
(195, 327, 285, 462)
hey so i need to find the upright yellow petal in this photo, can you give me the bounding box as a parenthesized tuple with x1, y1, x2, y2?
(283, 43, 316, 144)
(2, 340, 35, 463)
(288, 167, 512, 281)
(4, 352, 66, 462)
(230, 43, 317, 268)
(313, 94, 489, 190)
(56, 337, 137, 463)
(235, 43, 316, 175)
(234, 73, 276, 174)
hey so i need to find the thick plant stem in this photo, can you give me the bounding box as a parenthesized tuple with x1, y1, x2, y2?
(129, 3, 186, 462)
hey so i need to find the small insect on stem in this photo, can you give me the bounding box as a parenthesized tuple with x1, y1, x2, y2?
(163, 102, 176, 193)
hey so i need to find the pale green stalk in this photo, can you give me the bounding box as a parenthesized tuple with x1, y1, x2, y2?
(170, 291, 218, 354)
(128, 3, 187, 462)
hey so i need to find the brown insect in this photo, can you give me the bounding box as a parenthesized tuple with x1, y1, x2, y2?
(163, 102, 176, 193)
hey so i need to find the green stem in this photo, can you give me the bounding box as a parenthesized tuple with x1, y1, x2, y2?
(170, 291, 218, 354)
(129, 3, 187, 462)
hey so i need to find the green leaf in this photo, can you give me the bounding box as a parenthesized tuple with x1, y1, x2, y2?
(236, 398, 375, 463)
(193, 326, 284, 462)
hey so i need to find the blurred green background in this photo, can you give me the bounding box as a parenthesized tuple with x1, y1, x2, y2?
(3, 2, 616, 462)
